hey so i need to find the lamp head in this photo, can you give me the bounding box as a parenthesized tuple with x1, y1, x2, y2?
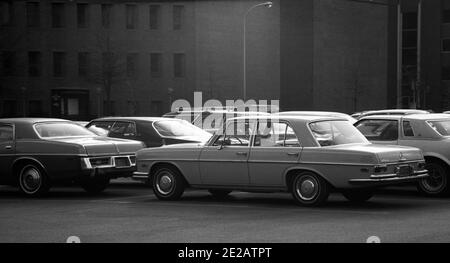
(265, 1, 273, 8)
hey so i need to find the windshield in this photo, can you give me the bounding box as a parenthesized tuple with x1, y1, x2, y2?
(154, 120, 212, 139)
(309, 120, 368, 147)
(35, 122, 96, 138)
(427, 120, 450, 136)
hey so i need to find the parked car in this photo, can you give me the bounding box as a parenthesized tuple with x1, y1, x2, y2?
(164, 108, 270, 133)
(0, 118, 144, 196)
(275, 111, 357, 124)
(355, 114, 450, 196)
(356, 109, 429, 119)
(86, 117, 212, 147)
(133, 115, 428, 206)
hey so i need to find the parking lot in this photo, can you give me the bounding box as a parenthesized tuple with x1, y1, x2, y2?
(0, 179, 449, 243)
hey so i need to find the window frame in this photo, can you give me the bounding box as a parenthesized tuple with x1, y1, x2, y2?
(253, 120, 301, 148)
(0, 123, 14, 143)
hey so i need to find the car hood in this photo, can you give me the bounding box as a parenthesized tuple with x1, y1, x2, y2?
(47, 136, 143, 155)
(328, 143, 423, 163)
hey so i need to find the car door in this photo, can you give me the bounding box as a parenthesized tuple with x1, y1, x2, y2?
(0, 123, 15, 182)
(198, 119, 255, 186)
(248, 120, 301, 187)
(355, 119, 399, 145)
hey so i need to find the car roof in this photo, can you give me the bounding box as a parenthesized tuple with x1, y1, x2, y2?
(229, 115, 347, 122)
(90, 117, 182, 122)
(0, 118, 71, 124)
(363, 109, 429, 115)
(358, 113, 450, 121)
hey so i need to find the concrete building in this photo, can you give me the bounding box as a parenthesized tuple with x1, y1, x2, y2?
(0, 0, 427, 120)
(387, 0, 450, 112)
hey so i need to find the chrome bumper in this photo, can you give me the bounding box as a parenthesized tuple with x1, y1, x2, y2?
(132, 171, 149, 181)
(349, 171, 429, 185)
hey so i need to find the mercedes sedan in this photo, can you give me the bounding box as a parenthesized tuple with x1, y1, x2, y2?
(133, 116, 428, 206)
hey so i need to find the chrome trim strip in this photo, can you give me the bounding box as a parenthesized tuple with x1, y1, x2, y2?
(349, 173, 428, 183)
(370, 170, 428, 179)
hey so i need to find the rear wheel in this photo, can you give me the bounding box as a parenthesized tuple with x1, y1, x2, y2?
(18, 164, 50, 197)
(417, 161, 449, 196)
(208, 189, 232, 199)
(80, 176, 110, 194)
(291, 172, 330, 207)
(342, 190, 374, 203)
(152, 166, 185, 200)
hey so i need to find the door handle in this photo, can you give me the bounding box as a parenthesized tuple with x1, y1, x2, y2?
(236, 152, 248, 156)
(5, 145, 12, 150)
(287, 152, 299, 157)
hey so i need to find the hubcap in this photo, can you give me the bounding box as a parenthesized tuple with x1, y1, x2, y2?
(296, 175, 319, 201)
(21, 166, 42, 194)
(421, 165, 446, 193)
(156, 172, 175, 195)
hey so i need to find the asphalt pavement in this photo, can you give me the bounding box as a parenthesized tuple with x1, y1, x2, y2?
(0, 179, 449, 243)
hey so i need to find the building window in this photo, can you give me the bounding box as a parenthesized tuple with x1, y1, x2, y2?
(103, 100, 115, 116)
(2, 51, 15, 76)
(28, 100, 43, 117)
(127, 101, 139, 115)
(51, 3, 65, 28)
(53, 52, 66, 77)
(127, 53, 138, 77)
(443, 66, 450, 81)
(151, 100, 163, 116)
(126, 4, 137, 29)
(173, 5, 184, 30)
(101, 4, 112, 28)
(149, 5, 161, 30)
(2, 100, 17, 117)
(403, 12, 417, 30)
(443, 39, 450, 53)
(173, 53, 185, 78)
(150, 53, 162, 77)
(0, 1, 13, 26)
(402, 31, 417, 49)
(78, 52, 89, 77)
(28, 51, 41, 77)
(443, 9, 450, 24)
(77, 3, 89, 28)
(26, 2, 40, 27)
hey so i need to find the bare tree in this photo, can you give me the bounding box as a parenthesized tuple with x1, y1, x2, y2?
(84, 32, 126, 116)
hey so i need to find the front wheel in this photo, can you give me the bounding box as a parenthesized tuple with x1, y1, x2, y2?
(81, 176, 110, 194)
(152, 166, 185, 200)
(417, 161, 449, 196)
(18, 164, 50, 197)
(342, 190, 374, 203)
(291, 172, 330, 207)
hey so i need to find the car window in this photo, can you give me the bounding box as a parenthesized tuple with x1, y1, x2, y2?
(0, 125, 13, 142)
(355, 120, 399, 141)
(86, 121, 115, 136)
(214, 120, 255, 147)
(109, 122, 137, 137)
(403, 121, 415, 137)
(35, 122, 95, 138)
(254, 121, 300, 147)
(310, 120, 368, 146)
(427, 120, 450, 136)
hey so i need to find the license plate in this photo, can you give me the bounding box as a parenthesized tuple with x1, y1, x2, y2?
(397, 165, 412, 177)
(115, 157, 131, 168)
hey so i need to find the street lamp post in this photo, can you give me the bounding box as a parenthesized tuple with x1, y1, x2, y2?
(243, 1, 272, 101)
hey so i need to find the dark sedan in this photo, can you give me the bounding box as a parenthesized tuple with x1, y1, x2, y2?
(86, 117, 212, 147)
(0, 118, 144, 196)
